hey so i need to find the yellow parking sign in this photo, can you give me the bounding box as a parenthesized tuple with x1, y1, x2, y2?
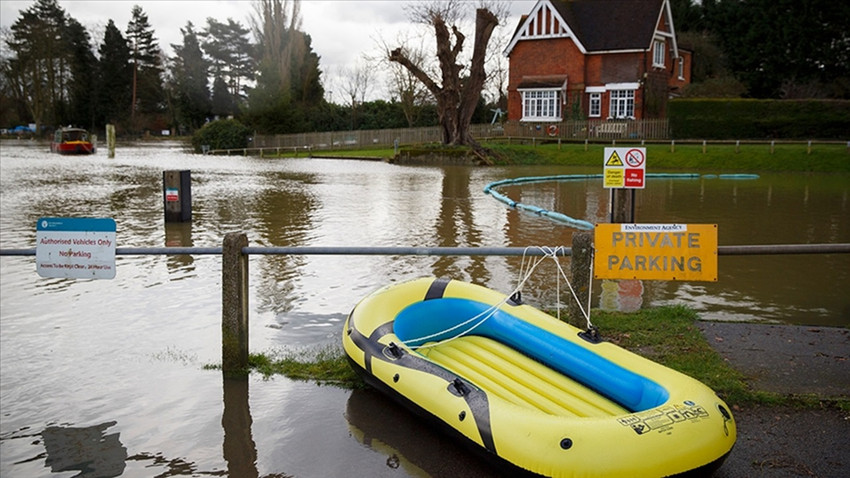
(594, 223, 718, 281)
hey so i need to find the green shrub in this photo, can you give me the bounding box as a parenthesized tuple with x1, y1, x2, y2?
(669, 99, 850, 139)
(191, 119, 251, 153)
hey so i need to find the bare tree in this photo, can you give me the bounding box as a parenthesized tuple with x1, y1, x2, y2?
(389, 1, 501, 146)
(250, 0, 303, 95)
(337, 60, 373, 128)
(373, 33, 433, 127)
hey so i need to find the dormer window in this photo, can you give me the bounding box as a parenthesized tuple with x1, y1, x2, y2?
(653, 39, 665, 68)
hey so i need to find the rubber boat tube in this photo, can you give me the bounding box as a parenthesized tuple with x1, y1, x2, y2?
(343, 277, 736, 477)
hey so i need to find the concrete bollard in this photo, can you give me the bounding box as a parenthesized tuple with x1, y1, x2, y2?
(222, 232, 249, 376)
(107, 124, 116, 158)
(569, 232, 593, 329)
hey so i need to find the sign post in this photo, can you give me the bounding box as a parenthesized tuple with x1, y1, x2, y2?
(36, 217, 117, 279)
(163, 170, 192, 223)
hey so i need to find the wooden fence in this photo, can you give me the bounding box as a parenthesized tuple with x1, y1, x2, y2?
(248, 119, 670, 154)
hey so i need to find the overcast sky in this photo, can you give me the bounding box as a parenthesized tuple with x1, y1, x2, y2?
(1, 0, 535, 101)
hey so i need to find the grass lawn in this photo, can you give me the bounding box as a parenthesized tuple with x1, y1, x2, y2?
(288, 141, 849, 173)
(486, 141, 850, 172)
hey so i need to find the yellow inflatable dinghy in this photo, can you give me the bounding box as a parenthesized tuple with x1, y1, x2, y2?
(343, 277, 736, 477)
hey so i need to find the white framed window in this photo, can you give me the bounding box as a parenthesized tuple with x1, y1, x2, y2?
(678, 57, 685, 80)
(653, 39, 665, 68)
(521, 89, 561, 121)
(609, 90, 635, 119)
(588, 92, 601, 117)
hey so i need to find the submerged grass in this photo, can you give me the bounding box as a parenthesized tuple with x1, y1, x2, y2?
(247, 345, 364, 389)
(235, 305, 846, 410)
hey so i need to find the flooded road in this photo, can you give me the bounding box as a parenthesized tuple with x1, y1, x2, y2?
(1, 140, 847, 477)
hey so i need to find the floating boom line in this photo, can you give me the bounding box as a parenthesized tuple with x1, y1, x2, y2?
(483, 173, 758, 230)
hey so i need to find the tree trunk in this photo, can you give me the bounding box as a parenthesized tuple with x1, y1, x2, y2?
(389, 7, 498, 147)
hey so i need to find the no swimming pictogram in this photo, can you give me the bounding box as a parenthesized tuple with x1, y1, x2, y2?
(625, 149, 645, 167)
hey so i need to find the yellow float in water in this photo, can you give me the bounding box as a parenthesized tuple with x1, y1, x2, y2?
(343, 277, 736, 477)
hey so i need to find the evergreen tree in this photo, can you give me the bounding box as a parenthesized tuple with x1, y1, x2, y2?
(4, 0, 68, 131)
(247, 0, 324, 133)
(210, 76, 235, 117)
(63, 17, 97, 129)
(126, 4, 165, 130)
(97, 20, 132, 129)
(669, 0, 704, 32)
(704, 0, 850, 98)
(292, 32, 323, 105)
(201, 17, 254, 110)
(170, 21, 210, 131)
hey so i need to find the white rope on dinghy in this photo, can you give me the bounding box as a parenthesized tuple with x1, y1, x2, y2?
(405, 246, 594, 350)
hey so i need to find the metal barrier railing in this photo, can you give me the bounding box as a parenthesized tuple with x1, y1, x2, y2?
(3, 240, 849, 375)
(3, 243, 849, 257)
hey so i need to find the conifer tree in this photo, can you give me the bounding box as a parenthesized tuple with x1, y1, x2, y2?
(5, 0, 68, 131)
(126, 4, 164, 130)
(202, 17, 254, 112)
(63, 17, 97, 129)
(170, 21, 210, 131)
(97, 20, 132, 129)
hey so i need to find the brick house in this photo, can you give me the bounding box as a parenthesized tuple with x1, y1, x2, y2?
(504, 0, 691, 124)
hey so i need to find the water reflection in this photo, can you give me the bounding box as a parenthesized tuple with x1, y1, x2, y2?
(433, 167, 489, 282)
(222, 376, 259, 478)
(165, 222, 196, 277)
(345, 389, 504, 477)
(41, 421, 126, 477)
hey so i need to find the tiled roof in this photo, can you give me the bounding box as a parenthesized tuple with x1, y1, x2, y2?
(517, 75, 569, 89)
(549, 0, 664, 52)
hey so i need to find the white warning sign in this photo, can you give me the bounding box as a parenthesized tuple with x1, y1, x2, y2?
(604, 147, 646, 189)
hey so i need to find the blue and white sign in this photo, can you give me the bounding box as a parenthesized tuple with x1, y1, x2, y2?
(36, 217, 117, 279)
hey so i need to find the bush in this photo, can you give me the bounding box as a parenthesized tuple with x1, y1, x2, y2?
(191, 119, 251, 153)
(669, 99, 850, 139)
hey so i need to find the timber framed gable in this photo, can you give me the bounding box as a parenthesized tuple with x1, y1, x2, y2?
(504, 1, 585, 55)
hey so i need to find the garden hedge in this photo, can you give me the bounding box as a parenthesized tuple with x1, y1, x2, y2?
(668, 99, 850, 140)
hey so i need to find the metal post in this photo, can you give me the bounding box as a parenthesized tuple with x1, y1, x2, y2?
(163, 170, 192, 223)
(222, 232, 249, 376)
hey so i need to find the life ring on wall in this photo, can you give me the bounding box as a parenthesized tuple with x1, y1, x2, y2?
(547, 124, 559, 136)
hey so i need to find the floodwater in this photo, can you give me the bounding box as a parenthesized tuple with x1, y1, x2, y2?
(1, 140, 847, 477)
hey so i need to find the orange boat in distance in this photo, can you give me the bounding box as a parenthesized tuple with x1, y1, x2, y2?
(51, 127, 96, 155)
